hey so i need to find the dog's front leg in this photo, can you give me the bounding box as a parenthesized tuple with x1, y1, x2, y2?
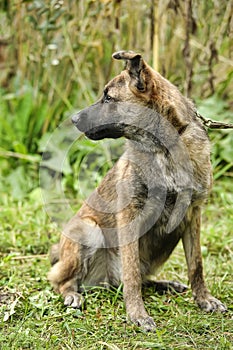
(182, 206, 227, 312)
(120, 239, 156, 331)
(116, 161, 156, 330)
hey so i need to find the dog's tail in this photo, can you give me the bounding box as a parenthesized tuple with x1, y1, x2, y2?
(49, 243, 60, 265)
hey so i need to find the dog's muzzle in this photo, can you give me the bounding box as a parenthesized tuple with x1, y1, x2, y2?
(71, 110, 125, 141)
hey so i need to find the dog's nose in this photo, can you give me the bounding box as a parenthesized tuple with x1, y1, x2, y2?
(72, 111, 89, 132)
(71, 113, 79, 124)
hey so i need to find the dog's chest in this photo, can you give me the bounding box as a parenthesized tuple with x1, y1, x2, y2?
(139, 151, 192, 194)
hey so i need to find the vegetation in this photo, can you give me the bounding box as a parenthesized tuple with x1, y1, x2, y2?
(0, 0, 232, 349)
(0, 181, 232, 349)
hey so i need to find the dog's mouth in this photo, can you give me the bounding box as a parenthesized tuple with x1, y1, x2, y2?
(72, 108, 127, 140)
(82, 124, 125, 140)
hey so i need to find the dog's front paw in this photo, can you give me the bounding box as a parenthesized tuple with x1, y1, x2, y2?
(196, 295, 227, 313)
(129, 314, 156, 332)
(64, 292, 84, 309)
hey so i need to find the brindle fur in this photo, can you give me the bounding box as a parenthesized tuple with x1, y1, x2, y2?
(48, 51, 227, 331)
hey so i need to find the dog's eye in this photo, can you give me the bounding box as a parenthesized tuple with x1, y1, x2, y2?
(104, 94, 113, 103)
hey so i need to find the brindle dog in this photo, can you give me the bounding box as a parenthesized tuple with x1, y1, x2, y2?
(48, 51, 227, 331)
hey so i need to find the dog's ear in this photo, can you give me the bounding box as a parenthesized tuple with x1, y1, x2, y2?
(112, 51, 146, 91)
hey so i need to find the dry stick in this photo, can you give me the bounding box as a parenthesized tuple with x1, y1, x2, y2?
(183, 0, 196, 97)
(0, 150, 40, 161)
(9, 254, 48, 260)
(152, 0, 159, 71)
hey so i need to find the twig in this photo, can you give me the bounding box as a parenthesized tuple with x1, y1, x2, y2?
(151, 0, 159, 71)
(183, 0, 196, 97)
(7, 254, 48, 260)
(0, 150, 40, 162)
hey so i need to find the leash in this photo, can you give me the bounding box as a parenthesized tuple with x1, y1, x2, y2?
(195, 111, 233, 129)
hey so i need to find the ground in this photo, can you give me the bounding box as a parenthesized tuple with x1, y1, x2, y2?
(0, 179, 232, 350)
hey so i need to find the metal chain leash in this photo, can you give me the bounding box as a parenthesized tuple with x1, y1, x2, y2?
(195, 111, 233, 129)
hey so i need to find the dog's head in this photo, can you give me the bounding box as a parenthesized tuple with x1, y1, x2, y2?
(72, 51, 191, 141)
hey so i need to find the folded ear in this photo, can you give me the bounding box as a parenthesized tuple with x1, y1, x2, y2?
(112, 50, 146, 91)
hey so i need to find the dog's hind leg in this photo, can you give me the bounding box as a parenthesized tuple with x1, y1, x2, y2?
(48, 215, 104, 309)
(49, 243, 60, 265)
(182, 206, 227, 313)
(48, 235, 85, 308)
(144, 280, 188, 294)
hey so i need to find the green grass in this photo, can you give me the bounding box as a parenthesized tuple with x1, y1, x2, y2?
(0, 179, 233, 350)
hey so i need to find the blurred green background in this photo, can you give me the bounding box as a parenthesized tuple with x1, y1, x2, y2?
(0, 0, 232, 201)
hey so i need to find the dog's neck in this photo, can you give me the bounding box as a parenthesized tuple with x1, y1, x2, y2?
(125, 133, 169, 155)
(122, 112, 184, 154)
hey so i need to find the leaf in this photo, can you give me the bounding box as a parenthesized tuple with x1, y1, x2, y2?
(6, 166, 35, 199)
(41, 152, 72, 175)
(3, 298, 19, 322)
(12, 141, 28, 154)
(28, 187, 43, 204)
(39, 122, 79, 175)
(197, 95, 229, 120)
(15, 89, 34, 135)
(219, 134, 233, 163)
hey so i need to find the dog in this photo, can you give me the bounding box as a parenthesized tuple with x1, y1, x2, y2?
(48, 50, 227, 331)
